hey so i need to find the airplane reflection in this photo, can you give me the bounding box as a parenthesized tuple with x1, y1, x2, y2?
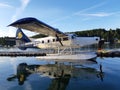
(7, 61, 104, 89)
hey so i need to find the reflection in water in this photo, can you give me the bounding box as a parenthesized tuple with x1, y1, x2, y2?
(7, 63, 34, 85)
(7, 61, 104, 89)
(97, 64, 104, 81)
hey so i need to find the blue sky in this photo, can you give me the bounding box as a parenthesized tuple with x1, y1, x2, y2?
(0, 0, 120, 37)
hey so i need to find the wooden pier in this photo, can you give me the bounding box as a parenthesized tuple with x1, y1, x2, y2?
(0, 51, 46, 57)
(97, 50, 120, 57)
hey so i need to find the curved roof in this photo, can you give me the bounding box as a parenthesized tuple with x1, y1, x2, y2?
(8, 17, 66, 37)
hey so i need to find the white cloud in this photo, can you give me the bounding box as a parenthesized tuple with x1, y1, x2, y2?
(51, 2, 107, 24)
(74, 2, 106, 16)
(21, 0, 30, 9)
(11, 0, 30, 22)
(0, 3, 13, 8)
(8, 0, 30, 37)
(77, 12, 113, 17)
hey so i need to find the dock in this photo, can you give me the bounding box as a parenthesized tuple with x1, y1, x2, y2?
(97, 50, 120, 57)
(0, 50, 120, 57)
(0, 51, 46, 57)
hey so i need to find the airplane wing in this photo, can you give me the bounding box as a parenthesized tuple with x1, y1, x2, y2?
(8, 17, 66, 37)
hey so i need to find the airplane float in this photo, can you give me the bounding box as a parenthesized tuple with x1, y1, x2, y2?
(8, 17, 100, 60)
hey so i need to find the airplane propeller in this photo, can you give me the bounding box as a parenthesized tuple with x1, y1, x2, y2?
(55, 34, 63, 46)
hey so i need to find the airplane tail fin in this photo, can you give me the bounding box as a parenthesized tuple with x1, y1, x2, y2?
(16, 28, 31, 43)
(16, 28, 31, 50)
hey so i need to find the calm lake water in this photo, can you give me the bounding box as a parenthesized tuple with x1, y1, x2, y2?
(0, 48, 120, 90)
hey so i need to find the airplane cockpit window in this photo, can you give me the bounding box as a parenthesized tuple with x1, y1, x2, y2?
(56, 38, 61, 41)
(71, 34, 76, 39)
(71, 36, 74, 39)
(63, 37, 68, 41)
(59, 38, 61, 41)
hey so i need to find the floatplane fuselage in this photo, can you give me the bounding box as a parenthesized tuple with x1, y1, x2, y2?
(15, 28, 99, 50)
(32, 34, 99, 49)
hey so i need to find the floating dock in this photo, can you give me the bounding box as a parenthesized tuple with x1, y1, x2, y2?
(97, 50, 120, 57)
(0, 50, 120, 57)
(0, 51, 46, 57)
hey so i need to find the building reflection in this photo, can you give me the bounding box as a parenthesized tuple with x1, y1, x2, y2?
(7, 61, 104, 89)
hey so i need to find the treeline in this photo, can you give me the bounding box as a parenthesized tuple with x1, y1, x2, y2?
(0, 37, 15, 46)
(73, 28, 120, 43)
(74, 28, 120, 38)
(0, 37, 6, 46)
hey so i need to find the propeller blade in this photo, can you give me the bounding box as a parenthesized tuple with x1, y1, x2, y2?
(56, 34, 63, 46)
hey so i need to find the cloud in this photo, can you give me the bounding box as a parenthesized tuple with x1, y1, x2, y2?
(21, 0, 30, 9)
(0, 3, 13, 8)
(74, 2, 106, 15)
(77, 12, 113, 17)
(51, 2, 107, 24)
(11, 0, 30, 22)
(8, 0, 30, 37)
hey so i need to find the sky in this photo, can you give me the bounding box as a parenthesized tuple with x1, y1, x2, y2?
(0, 0, 120, 37)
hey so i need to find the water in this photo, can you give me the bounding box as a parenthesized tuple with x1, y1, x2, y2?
(0, 49, 120, 90)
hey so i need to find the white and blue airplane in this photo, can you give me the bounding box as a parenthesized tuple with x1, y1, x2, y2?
(9, 17, 100, 50)
(8, 17, 99, 60)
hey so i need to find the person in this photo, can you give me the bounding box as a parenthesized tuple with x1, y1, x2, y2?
(98, 38, 105, 50)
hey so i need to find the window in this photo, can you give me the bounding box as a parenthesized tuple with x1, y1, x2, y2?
(96, 38, 98, 41)
(72, 36, 74, 39)
(63, 37, 68, 41)
(56, 38, 61, 41)
(48, 40, 50, 43)
(42, 40, 44, 43)
(53, 39, 55, 42)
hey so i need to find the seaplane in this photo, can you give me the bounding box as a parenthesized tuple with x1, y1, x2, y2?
(8, 17, 100, 60)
